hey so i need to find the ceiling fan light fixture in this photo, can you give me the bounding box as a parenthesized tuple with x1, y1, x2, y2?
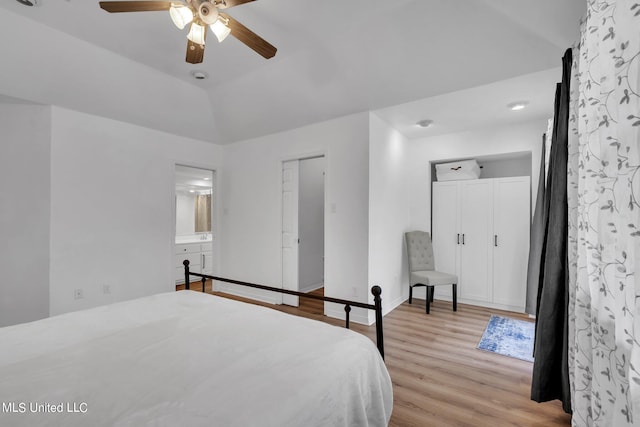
(210, 19, 231, 42)
(187, 22, 207, 45)
(169, 4, 194, 30)
(198, 2, 219, 25)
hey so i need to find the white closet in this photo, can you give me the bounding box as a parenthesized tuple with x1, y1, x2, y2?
(431, 177, 530, 312)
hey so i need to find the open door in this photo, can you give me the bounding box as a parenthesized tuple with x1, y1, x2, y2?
(281, 160, 299, 306)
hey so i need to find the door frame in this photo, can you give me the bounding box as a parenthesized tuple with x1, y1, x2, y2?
(171, 161, 220, 288)
(278, 150, 327, 305)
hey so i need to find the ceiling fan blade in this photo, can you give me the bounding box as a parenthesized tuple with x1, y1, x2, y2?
(220, 13, 276, 59)
(99, 1, 172, 13)
(216, 0, 256, 10)
(186, 39, 206, 64)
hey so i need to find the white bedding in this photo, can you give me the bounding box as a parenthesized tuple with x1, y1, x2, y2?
(0, 291, 392, 426)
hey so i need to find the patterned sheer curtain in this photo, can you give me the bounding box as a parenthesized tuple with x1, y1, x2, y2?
(567, 1, 640, 425)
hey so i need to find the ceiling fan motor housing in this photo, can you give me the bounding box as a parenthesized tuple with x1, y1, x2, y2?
(198, 2, 219, 25)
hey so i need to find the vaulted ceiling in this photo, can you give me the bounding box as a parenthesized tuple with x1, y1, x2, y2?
(0, 0, 585, 144)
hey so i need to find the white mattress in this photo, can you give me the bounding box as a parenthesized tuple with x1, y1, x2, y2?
(0, 291, 392, 426)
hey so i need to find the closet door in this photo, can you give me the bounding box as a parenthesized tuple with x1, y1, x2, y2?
(432, 181, 460, 299)
(492, 177, 530, 310)
(459, 180, 493, 303)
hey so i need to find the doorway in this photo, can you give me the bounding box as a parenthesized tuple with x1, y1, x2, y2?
(281, 156, 325, 307)
(174, 165, 216, 290)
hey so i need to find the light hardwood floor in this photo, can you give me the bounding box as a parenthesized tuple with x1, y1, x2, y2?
(179, 282, 571, 426)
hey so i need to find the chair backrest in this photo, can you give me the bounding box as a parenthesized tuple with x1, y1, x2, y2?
(405, 231, 435, 272)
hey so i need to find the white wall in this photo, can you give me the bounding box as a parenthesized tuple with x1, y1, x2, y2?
(0, 104, 51, 326)
(298, 156, 325, 292)
(406, 119, 546, 299)
(220, 112, 370, 323)
(49, 107, 223, 315)
(368, 113, 411, 319)
(0, 99, 546, 328)
(0, 8, 216, 143)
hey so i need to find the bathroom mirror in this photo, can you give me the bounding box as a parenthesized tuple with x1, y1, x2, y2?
(175, 165, 214, 236)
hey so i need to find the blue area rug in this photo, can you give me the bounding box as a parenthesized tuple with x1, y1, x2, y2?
(477, 315, 535, 362)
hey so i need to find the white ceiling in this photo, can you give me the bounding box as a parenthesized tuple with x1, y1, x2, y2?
(0, 94, 40, 105)
(0, 0, 585, 144)
(376, 66, 562, 139)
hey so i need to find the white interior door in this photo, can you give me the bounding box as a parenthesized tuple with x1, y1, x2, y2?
(282, 160, 299, 306)
(492, 177, 530, 309)
(432, 181, 460, 300)
(459, 180, 493, 302)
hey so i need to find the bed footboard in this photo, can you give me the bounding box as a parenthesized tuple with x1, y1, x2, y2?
(182, 260, 385, 360)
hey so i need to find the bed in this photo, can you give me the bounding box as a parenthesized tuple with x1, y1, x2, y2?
(0, 274, 392, 426)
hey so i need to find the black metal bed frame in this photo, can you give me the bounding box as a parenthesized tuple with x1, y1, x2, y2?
(182, 260, 385, 359)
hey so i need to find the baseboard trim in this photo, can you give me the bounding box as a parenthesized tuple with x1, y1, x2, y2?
(215, 283, 280, 305)
(382, 294, 406, 317)
(325, 303, 370, 325)
(412, 294, 525, 313)
(299, 282, 324, 293)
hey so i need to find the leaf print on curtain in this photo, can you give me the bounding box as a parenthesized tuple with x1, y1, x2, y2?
(567, 0, 640, 425)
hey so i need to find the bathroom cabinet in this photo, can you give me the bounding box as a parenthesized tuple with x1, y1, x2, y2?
(175, 242, 213, 284)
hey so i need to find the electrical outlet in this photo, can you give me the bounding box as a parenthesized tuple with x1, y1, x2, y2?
(103, 284, 111, 295)
(74, 289, 84, 299)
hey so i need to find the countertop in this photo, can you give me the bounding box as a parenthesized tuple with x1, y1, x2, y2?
(176, 237, 213, 245)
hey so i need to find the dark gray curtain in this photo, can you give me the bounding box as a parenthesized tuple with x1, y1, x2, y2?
(525, 135, 547, 315)
(531, 48, 572, 414)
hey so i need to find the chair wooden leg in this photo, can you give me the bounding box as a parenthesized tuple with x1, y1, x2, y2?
(426, 286, 434, 314)
(452, 283, 457, 312)
(409, 286, 413, 304)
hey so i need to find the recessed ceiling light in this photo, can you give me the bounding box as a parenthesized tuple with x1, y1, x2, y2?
(416, 119, 433, 128)
(507, 101, 529, 111)
(203, 177, 211, 180)
(191, 70, 209, 80)
(189, 189, 195, 193)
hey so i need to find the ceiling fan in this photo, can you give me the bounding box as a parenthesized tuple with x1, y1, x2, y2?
(99, 0, 277, 64)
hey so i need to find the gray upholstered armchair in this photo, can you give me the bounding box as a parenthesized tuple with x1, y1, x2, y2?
(404, 230, 458, 314)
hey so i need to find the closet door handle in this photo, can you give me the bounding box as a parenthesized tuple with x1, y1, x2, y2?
(457, 233, 460, 245)
(462, 234, 465, 245)
(494, 235, 498, 247)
